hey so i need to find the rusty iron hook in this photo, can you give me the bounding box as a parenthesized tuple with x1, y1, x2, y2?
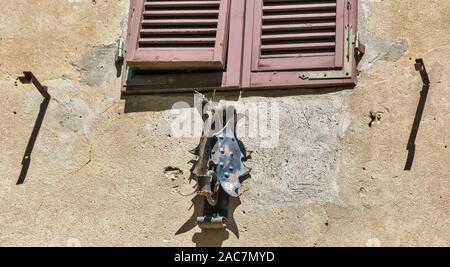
(18, 71, 51, 100)
(414, 59, 430, 86)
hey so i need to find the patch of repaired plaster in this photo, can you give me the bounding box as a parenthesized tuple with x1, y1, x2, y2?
(358, 0, 409, 72)
(238, 93, 349, 207)
(32, 78, 95, 172)
(45, 79, 96, 134)
(71, 44, 116, 87)
(34, 130, 92, 173)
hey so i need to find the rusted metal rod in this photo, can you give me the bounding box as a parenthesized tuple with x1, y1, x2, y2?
(18, 71, 51, 99)
(414, 58, 430, 86)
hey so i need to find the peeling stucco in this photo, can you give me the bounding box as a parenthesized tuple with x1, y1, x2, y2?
(0, 0, 449, 247)
(71, 44, 117, 87)
(358, 0, 409, 71)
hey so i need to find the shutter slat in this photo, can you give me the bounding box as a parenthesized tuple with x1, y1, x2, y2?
(135, 0, 229, 66)
(261, 32, 336, 42)
(260, 52, 335, 59)
(259, 0, 338, 59)
(263, 3, 336, 12)
(261, 42, 336, 52)
(262, 22, 336, 32)
(145, 1, 221, 8)
(140, 28, 218, 35)
(141, 19, 218, 26)
(262, 13, 337, 22)
(139, 0, 224, 49)
(139, 38, 216, 44)
(143, 10, 219, 17)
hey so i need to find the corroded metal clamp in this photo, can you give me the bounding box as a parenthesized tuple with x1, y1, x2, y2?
(414, 58, 430, 86)
(18, 72, 51, 99)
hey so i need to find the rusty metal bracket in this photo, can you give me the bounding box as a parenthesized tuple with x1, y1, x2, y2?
(18, 72, 51, 100)
(16, 71, 51, 185)
(197, 216, 228, 230)
(414, 58, 430, 86)
(355, 31, 366, 62)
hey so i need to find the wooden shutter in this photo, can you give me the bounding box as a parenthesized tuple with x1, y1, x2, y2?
(242, 0, 359, 90)
(122, 0, 361, 95)
(122, 0, 246, 95)
(126, 0, 231, 70)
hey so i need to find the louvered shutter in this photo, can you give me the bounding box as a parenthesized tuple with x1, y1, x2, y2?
(242, 0, 359, 89)
(126, 0, 231, 70)
(122, 0, 361, 94)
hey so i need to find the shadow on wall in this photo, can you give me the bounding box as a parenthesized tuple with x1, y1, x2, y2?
(404, 58, 431, 171)
(175, 195, 242, 247)
(123, 87, 353, 113)
(123, 91, 240, 113)
(17, 98, 51, 185)
(192, 230, 230, 247)
(404, 86, 431, 170)
(240, 86, 354, 98)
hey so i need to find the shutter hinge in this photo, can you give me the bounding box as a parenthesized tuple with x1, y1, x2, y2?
(18, 72, 51, 100)
(115, 39, 128, 63)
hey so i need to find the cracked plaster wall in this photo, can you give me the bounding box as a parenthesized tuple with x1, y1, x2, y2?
(0, 0, 449, 246)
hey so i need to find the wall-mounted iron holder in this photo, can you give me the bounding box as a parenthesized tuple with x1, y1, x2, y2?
(18, 71, 51, 100)
(16, 72, 51, 185)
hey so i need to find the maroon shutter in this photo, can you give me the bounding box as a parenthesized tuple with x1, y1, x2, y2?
(122, 0, 246, 95)
(242, 0, 359, 90)
(126, 0, 231, 70)
(122, 0, 361, 95)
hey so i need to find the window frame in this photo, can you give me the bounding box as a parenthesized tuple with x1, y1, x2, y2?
(121, 0, 360, 95)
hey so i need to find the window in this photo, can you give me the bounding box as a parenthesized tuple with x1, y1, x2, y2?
(122, 0, 362, 95)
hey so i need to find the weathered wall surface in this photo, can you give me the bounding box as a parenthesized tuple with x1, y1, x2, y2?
(0, 0, 449, 246)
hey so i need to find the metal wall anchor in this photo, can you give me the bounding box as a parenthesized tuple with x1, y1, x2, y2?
(414, 58, 430, 86)
(18, 72, 51, 99)
(16, 72, 51, 185)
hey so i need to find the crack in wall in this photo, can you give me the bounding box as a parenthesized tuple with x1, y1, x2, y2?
(70, 134, 92, 175)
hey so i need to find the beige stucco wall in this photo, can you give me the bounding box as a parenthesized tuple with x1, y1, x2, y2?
(0, 0, 449, 246)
